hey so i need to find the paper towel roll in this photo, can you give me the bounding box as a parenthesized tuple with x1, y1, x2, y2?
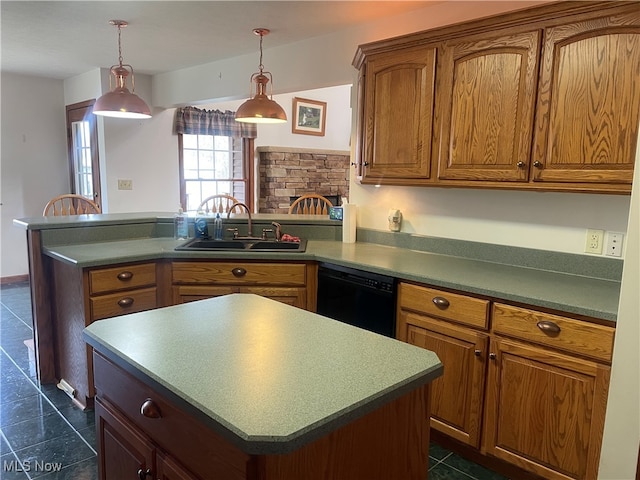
(342, 203, 356, 243)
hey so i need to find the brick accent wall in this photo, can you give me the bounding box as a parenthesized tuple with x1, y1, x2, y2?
(257, 146, 350, 214)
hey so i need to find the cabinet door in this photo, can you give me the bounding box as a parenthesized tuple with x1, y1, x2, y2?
(435, 30, 540, 182)
(483, 337, 611, 480)
(398, 311, 488, 448)
(157, 453, 199, 480)
(172, 285, 236, 304)
(532, 12, 640, 189)
(173, 285, 306, 309)
(361, 46, 436, 184)
(96, 398, 155, 480)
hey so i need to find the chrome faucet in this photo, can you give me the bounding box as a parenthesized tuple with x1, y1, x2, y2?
(271, 222, 282, 241)
(227, 202, 254, 238)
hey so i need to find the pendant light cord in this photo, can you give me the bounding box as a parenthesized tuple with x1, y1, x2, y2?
(258, 31, 264, 74)
(117, 24, 124, 67)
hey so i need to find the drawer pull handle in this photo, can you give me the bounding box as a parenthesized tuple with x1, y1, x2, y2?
(137, 468, 152, 480)
(489, 352, 497, 360)
(140, 399, 161, 419)
(117, 271, 134, 281)
(232, 267, 247, 277)
(474, 349, 481, 357)
(432, 296, 450, 309)
(117, 297, 134, 308)
(537, 320, 561, 335)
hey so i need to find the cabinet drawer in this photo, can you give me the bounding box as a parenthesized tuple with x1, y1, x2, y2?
(93, 352, 249, 480)
(89, 263, 156, 295)
(399, 283, 489, 329)
(90, 287, 157, 321)
(492, 303, 615, 363)
(172, 261, 307, 286)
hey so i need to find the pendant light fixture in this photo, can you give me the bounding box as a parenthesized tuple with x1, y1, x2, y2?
(93, 20, 152, 119)
(235, 28, 287, 124)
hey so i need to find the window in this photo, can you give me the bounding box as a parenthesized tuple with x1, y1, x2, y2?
(178, 134, 254, 212)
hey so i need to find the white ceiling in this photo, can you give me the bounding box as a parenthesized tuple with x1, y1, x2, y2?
(1, 1, 438, 80)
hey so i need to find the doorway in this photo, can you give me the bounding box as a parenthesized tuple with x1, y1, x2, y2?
(66, 100, 102, 211)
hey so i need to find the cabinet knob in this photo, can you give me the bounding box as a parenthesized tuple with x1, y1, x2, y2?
(432, 296, 450, 309)
(533, 161, 543, 169)
(536, 320, 561, 335)
(117, 297, 134, 308)
(489, 352, 497, 360)
(231, 267, 247, 277)
(117, 271, 133, 281)
(137, 468, 152, 480)
(140, 399, 161, 419)
(474, 349, 481, 357)
(516, 161, 526, 169)
(363, 162, 370, 167)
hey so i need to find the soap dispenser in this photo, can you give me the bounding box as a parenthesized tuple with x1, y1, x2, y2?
(194, 209, 209, 239)
(174, 207, 188, 239)
(213, 213, 223, 240)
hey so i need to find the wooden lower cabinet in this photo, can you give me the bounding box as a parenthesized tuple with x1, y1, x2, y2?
(96, 398, 158, 480)
(398, 311, 488, 448)
(171, 261, 316, 311)
(398, 283, 490, 448)
(483, 337, 611, 480)
(93, 351, 433, 480)
(49, 260, 165, 409)
(397, 283, 615, 480)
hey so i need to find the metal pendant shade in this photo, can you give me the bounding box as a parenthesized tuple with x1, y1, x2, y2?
(93, 20, 151, 119)
(235, 28, 287, 124)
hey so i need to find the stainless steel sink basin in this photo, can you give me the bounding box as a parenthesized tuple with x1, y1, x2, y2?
(175, 238, 307, 252)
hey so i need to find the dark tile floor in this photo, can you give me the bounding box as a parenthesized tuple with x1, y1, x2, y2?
(1, 281, 508, 480)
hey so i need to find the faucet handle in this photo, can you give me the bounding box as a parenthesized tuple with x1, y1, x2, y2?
(226, 227, 238, 239)
(261, 228, 274, 240)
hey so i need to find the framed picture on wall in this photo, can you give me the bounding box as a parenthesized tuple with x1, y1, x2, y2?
(292, 97, 326, 136)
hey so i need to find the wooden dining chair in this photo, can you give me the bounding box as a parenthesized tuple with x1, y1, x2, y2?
(43, 194, 101, 216)
(197, 194, 241, 214)
(288, 194, 333, 215)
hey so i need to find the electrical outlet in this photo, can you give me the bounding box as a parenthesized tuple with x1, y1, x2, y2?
(117, 179, 133, 190)
(605, 232, 624, 257)
(584, 229, 604, 254)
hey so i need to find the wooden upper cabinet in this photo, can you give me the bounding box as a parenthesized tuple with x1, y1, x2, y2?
(532, 12, 640, 189)
(353, 2, 639, 193)
(360, 46, 437, 184)
(435, 31, 540, 182)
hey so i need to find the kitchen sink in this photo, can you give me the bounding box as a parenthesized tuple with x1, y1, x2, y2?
(175, 238, 307, 252)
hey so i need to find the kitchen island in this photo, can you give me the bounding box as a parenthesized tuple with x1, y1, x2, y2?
(84, 293, 443, 480)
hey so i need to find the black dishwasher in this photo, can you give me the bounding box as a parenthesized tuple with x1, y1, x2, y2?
(316, 263, 397, 337)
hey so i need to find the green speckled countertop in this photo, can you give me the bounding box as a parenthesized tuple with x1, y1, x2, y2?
(83, 294, 443, 454)
(43, 236, 620, 321)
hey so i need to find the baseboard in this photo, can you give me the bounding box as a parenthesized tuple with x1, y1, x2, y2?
(1, 274, 29, 285)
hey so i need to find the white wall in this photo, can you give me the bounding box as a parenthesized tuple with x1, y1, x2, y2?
(350, 183, 630, 255)
(101, 108, 180, 213)
(211, 85, 352, 152)
(598, 133, 640, 480)
(0, 73, 69, 278)
(100, 84, 352, 214)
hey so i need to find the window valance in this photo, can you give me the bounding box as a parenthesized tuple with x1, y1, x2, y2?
(174, 107, 257, 138)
